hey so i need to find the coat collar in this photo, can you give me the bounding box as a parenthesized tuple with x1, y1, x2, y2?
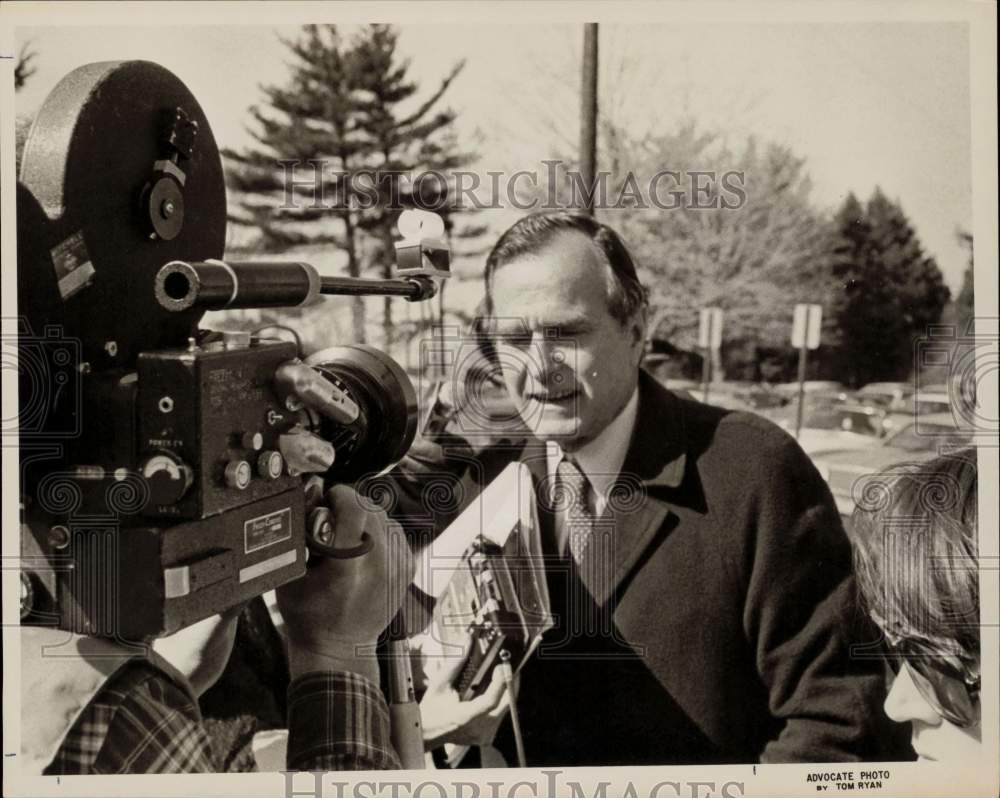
(620, 369, 688, 490)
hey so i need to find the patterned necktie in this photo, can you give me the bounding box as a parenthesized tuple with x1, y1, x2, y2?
(556, 456, 593, 563)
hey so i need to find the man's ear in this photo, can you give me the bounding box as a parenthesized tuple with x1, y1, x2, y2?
(629, 308, 648, 360)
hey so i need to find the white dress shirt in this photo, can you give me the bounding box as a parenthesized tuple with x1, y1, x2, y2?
(546, 385, 640, 553)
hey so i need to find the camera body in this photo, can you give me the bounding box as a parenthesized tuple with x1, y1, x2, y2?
(17, 60, 436, 641)
(4, 322, 82, 441)
(135, 338, 303, 518)
(21, 489, 305, 641)
(19, 334, 313, 642)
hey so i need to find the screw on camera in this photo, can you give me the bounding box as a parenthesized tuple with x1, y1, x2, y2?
(912, 321, 998, 441)
(417, 319, 580, 441)
(2, 318, 83, 441)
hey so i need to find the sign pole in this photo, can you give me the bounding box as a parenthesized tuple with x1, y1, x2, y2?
(702, 310, 713, 403)
(794, 341, 808, 440)
(702, 344, 712, 403)
(790, 302, 822, 440)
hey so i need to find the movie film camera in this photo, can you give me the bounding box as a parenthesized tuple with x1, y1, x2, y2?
(16, 60, 449, 641)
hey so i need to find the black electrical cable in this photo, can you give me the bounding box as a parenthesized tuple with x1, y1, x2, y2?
(252, 324, 304, 357)
(499, 649, 526, 768)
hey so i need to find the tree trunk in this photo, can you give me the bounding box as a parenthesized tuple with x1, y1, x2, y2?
(382, 245, 394, 351)
(343, 214, 366, 343)
(380, 149, 396, 353)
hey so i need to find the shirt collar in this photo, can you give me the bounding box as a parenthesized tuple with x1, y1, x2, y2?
(547, 384, 640, 508)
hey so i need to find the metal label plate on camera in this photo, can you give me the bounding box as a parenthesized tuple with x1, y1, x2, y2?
(244, 507, 292, 554)
(49, 231, 95, 300)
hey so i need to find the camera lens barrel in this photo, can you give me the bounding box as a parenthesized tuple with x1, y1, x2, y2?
(305, 345, 418, 481)
(155, 259, 321, 311)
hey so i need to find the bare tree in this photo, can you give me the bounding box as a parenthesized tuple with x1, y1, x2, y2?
(15, 41, 37, 91)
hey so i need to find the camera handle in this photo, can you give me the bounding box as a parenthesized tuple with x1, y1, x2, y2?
(302, 505, 374, 559)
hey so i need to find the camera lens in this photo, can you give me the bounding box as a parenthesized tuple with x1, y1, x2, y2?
(304, 345, 417, 481)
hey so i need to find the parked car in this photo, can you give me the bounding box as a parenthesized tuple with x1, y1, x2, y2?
(772, 380, 849, 404)
(854, 381, 914, 410)
(662, 377, 701, 393)
(699, 381, 757, 412)
(781, 403, 887, 457)
(813, 412, 973, 518)
(912, 390, 952, 416)
(758, 390, 849, 426)
(878, 409, 919, 437)
(737, 384, 789, 410)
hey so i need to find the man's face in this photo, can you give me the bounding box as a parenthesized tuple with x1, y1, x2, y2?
(490, 230, 645, 451)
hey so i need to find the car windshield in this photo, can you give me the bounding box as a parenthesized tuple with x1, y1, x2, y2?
(803, 408, 881, 437)
(885, 422, 966, 451)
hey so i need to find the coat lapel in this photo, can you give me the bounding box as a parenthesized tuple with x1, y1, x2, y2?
(577, 372, 689, 606)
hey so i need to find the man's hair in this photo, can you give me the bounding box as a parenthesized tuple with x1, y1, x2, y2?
(851, 449, 979, 668)
(483, 212, 649, 325)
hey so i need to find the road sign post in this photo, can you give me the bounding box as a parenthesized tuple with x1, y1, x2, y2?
(791, 303, 823, 439)
(699, 307, 723, 403)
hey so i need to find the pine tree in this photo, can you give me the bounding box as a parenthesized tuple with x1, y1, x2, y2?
(348, 24, 473, 348)
(870, 190, 949, 338)
(223, 25, 474, 350)
(827, 189, 950, 387)
(827, 192, 896, 386)
(224, 25, 371, 341)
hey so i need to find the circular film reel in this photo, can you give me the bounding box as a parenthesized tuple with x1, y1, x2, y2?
(17, 61, 227, 368)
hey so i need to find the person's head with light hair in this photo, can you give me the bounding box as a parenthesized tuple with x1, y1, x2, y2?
(851, 448, 979, 761)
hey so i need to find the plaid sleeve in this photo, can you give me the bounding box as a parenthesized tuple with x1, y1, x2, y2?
(286, 671, 401, 771)
(48, 662, 215, 774)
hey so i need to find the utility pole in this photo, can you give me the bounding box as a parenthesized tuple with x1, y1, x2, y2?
(580, 23, 599, 216)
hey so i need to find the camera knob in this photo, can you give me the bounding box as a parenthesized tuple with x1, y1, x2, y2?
(308, 506, 335, 547)
(140, 451, 194, 506)
(240, 431, 264, 451)
(257, 450, 284, 480)
(224, 459, 252, 490)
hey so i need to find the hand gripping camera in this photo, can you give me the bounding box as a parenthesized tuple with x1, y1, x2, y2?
(16, 60, 449, 642)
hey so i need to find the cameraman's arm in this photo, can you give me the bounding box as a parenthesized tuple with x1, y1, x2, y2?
(278, 485, 413, 771)
(47, 662, 216, 775)
(285, 670, 396, 771)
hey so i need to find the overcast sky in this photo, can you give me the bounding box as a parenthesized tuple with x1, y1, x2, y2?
(15, 19, 972, 293)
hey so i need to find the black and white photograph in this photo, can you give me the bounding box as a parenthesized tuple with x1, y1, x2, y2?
(2, 2, 997, 797)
